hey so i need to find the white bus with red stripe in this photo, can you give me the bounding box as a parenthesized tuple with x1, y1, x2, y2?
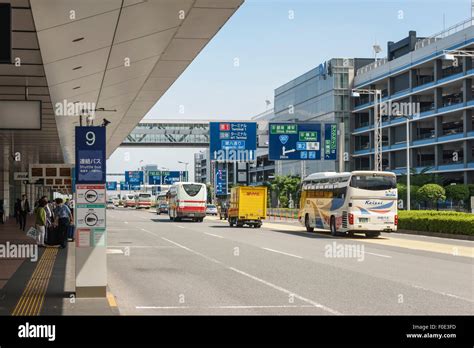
(168, 182, 207, 222)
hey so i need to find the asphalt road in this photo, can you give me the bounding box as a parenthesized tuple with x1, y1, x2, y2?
(106, 207, 473, 315)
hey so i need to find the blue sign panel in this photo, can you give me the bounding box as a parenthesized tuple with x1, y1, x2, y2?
(119, 181, 129, 190)
(209, 122, 257, 161)
(129, 184, 141, 191)
(106, 182, 117, 190)
(125, 171, 143, 185)
(75, 126, 106, 183)
(268, 123, 322, 161)
(148, 171, 162, 185)
(162, 171, 183, 185)
(215, 168, 227, 196)
(324, 123, 338, 160)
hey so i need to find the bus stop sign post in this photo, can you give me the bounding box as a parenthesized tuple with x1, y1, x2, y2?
(74, 126, 107, 298)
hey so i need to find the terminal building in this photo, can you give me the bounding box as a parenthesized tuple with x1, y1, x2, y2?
(352, 25, 474, 184)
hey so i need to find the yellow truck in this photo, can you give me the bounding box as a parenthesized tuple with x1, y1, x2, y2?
(228, 186, 267, 228)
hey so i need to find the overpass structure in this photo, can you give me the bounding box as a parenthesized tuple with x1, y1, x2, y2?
(120, 118, 269, 147)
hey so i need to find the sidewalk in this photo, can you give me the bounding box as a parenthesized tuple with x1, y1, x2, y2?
(0, 216, 116, 315)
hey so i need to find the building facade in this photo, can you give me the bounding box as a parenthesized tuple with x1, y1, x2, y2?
(352, 24, 474, 184)
(272, 58, 373, 177)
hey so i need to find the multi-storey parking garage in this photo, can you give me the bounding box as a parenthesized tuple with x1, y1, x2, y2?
(352, 24, 474, 184)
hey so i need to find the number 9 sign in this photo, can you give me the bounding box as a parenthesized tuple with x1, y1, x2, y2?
(86, 131, 96, 146)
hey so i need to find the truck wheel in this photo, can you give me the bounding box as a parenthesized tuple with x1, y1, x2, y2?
(305, 214, 314, 232)
(169, 216, 174, 221)
(330, 216, 338, 236)
(365, 232, 380, 238)
(229, 219, 234, 227)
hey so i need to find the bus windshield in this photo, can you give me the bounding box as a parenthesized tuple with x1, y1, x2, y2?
(183, 184, 203, 197)
(350, 174, 396, 191)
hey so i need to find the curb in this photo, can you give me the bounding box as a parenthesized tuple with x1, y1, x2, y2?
(396, 229, 474, 241)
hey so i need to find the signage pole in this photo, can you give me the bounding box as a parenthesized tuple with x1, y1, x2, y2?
(338, 121, 345, 173)
(74, 126, 107, 298)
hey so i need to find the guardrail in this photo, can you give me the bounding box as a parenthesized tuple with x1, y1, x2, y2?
(267, 208, 299, 220)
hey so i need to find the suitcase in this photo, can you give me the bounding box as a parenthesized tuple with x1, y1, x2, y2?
(67, 224, 75, 241)
(46, 225, 61, 246)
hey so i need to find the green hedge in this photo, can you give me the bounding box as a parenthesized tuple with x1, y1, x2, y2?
(398, 211, 474, 235)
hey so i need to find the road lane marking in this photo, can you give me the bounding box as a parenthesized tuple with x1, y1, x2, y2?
(158, 236, 340, 315)
(411, 284, 474, 303)
(228, 267, 340, 315)
(124, 221, 128, 224)
(135, 305, 315, 310)
(204, 232, 224, 239)
(160, 237, 222, 264)
(107, 249, 124, 254)
(365, 252, 392, 258)
(209, 216, 473, 258)
(261, 247, 303, 259)
(176, 225, 185, 229)
(108, 245, 175, 249)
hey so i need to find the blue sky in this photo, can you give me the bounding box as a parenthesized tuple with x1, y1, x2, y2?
(107, 0, 471, 181)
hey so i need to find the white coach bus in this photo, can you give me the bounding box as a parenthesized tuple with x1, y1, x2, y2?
(298, 171, 398, 238)
(168, 182, 207, 222)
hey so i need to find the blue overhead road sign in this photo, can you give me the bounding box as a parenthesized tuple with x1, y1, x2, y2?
(125, 171, 143, 185)
(269, 123, 322, 161)
(324, 123, 338, 160)
(106, 182, 117, 190)
(209, 122, 257, 161)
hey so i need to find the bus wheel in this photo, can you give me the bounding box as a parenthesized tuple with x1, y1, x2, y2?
(330, 216, 338, 236)
(305, 215, 314, 232)
(365, 232, 380, 238)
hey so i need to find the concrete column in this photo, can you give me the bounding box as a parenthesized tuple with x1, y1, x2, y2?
(387, 77, 393, 97)
(462, 56, 472, 72)
(434, 144, 443, 168)
(464, 109, 473, 135)
(434, 59, 443, 82)
(463, 78, 472, 103)
(434, 115, 443, 137)
(434, 87, 443, 111)
(409, 69, 416, 89)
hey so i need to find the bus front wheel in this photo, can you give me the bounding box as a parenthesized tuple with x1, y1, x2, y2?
(330, 216, 338, 236)
(305, 215, 314, 232)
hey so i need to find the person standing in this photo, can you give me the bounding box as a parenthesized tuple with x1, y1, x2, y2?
(54, 198, 72, 249)
(14, 199, 21, 225)
(34, 199, 47, 247)
(19, 194, 30, 231)
(0, 199, 4, 224)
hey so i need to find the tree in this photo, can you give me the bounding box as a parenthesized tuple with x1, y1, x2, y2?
(445, 184, 470, 204)
(397, 183, 420, 208)
(398, 167, 444, 186)
(270, 175, 301, 208)
(417, 184, 446, 210)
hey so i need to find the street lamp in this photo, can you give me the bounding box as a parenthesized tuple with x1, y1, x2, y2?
(178, 161, 189, 181)
(351, 88, 383, 171)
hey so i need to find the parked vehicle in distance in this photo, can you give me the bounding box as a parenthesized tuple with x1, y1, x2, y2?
(298, 171, 398, 238)
(206, 204, 218, 215)
(135, 193, 152, 209)
(106, 199, 115, 209)
(124, 194, 137, 208)
(157, 202, 169, 215)
(219, 202, 229, 220)
(112, 197, 119, 206)
(168, 182, 207, 222)
(228, 186, 267, 228)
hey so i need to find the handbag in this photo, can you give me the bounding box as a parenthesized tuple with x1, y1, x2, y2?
(26, 226, 37, 239)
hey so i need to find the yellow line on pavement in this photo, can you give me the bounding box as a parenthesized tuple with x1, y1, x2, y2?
(205, 216, 473, 258)
(107, 292, 117, 307)
(12, 247, 58, 316)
